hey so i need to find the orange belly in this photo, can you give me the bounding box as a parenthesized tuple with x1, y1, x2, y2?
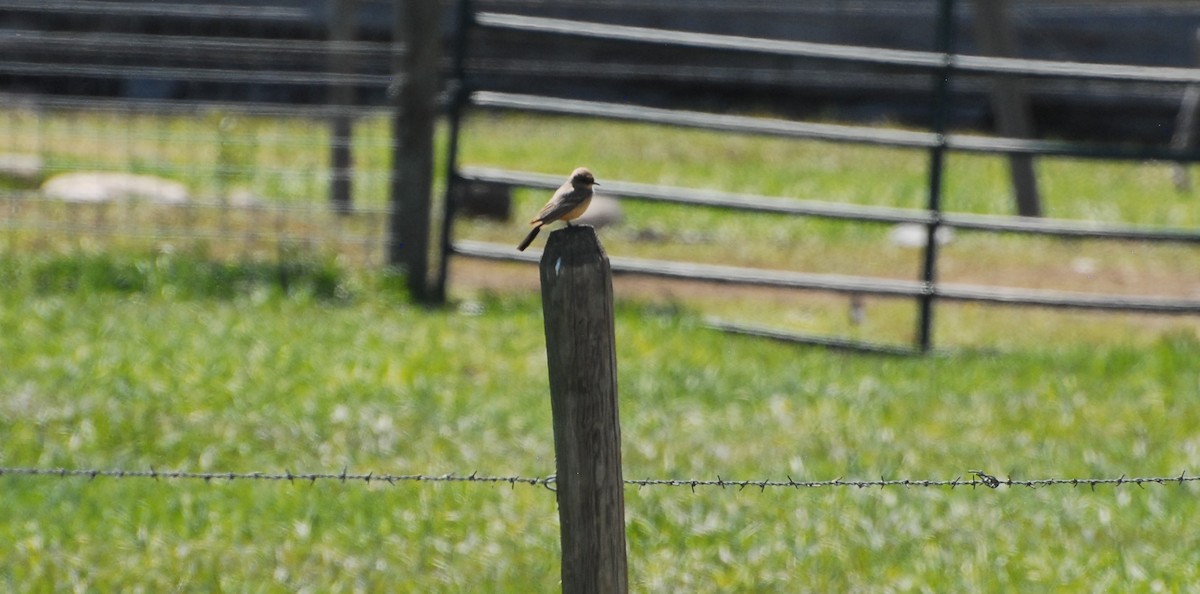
(559, 196, 593, 222)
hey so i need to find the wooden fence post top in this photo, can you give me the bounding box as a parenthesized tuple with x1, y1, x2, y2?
(540, 226, 608, 274)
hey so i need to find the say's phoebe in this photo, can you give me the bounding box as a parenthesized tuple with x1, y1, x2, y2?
(516, 167, 598, 251)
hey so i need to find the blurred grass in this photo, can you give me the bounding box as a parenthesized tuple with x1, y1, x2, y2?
(2, 250, 345, 300)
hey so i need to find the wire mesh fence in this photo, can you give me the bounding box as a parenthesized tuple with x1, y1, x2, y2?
(1, 1, 402, 267)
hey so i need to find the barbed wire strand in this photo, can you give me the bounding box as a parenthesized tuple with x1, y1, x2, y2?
(1, 467, 1197, 492)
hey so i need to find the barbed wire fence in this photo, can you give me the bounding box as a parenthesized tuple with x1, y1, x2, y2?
(4, 466, 1199, 492)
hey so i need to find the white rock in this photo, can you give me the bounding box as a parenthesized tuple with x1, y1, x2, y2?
(41, 172, 189, 204)
(575, 195, 624, 228)
(0, 153, 42, 181)
(888, 223, 953, 248)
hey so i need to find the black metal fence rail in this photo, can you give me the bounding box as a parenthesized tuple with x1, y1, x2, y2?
(475, 12, 1200, 85)
(472, 91, 1200, 162)
(6, 0, 313, 20)
(2, 62, 392, 89)
(453, 240, 1200, 314)
(459, 166, 1200, 243)
(442, 0, 1200, 352)
(4, 94, 392, 119)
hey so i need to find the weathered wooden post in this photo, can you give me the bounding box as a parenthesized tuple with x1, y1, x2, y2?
(328, 0, 357, 215)
(973, 0, 1042, 217)
(539, 226, 629, 594)
(1171, 28, 1200, 192)
(388, 0, 440, 302)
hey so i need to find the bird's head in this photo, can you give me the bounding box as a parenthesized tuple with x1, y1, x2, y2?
(569, 167, 598, 188)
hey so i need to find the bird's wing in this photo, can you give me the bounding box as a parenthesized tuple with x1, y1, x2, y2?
(531, 190, 584, 224)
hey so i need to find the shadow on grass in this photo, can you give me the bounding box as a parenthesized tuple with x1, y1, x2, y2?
(0, 250, 407, 302)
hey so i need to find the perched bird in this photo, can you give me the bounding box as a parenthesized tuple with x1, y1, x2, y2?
(516, 167, 599, 251)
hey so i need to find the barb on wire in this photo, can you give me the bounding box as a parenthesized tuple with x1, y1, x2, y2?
(969, 469, 1001, 489)
(1, 467, 1198, 493)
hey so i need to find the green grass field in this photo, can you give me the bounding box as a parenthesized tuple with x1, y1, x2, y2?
(1, 256, 1199, 591)
(3, 107, 1200, 591)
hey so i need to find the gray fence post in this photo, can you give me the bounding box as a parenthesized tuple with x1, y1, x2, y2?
(539, 226, 629, 594)
(389, 0, 440, 302)
(1172, 28, 1200, 193)
(329, 0, 357, 215)
(973, 0, 1042, 217)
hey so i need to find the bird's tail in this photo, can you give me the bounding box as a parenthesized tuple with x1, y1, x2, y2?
(516, 225, 542, 252)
